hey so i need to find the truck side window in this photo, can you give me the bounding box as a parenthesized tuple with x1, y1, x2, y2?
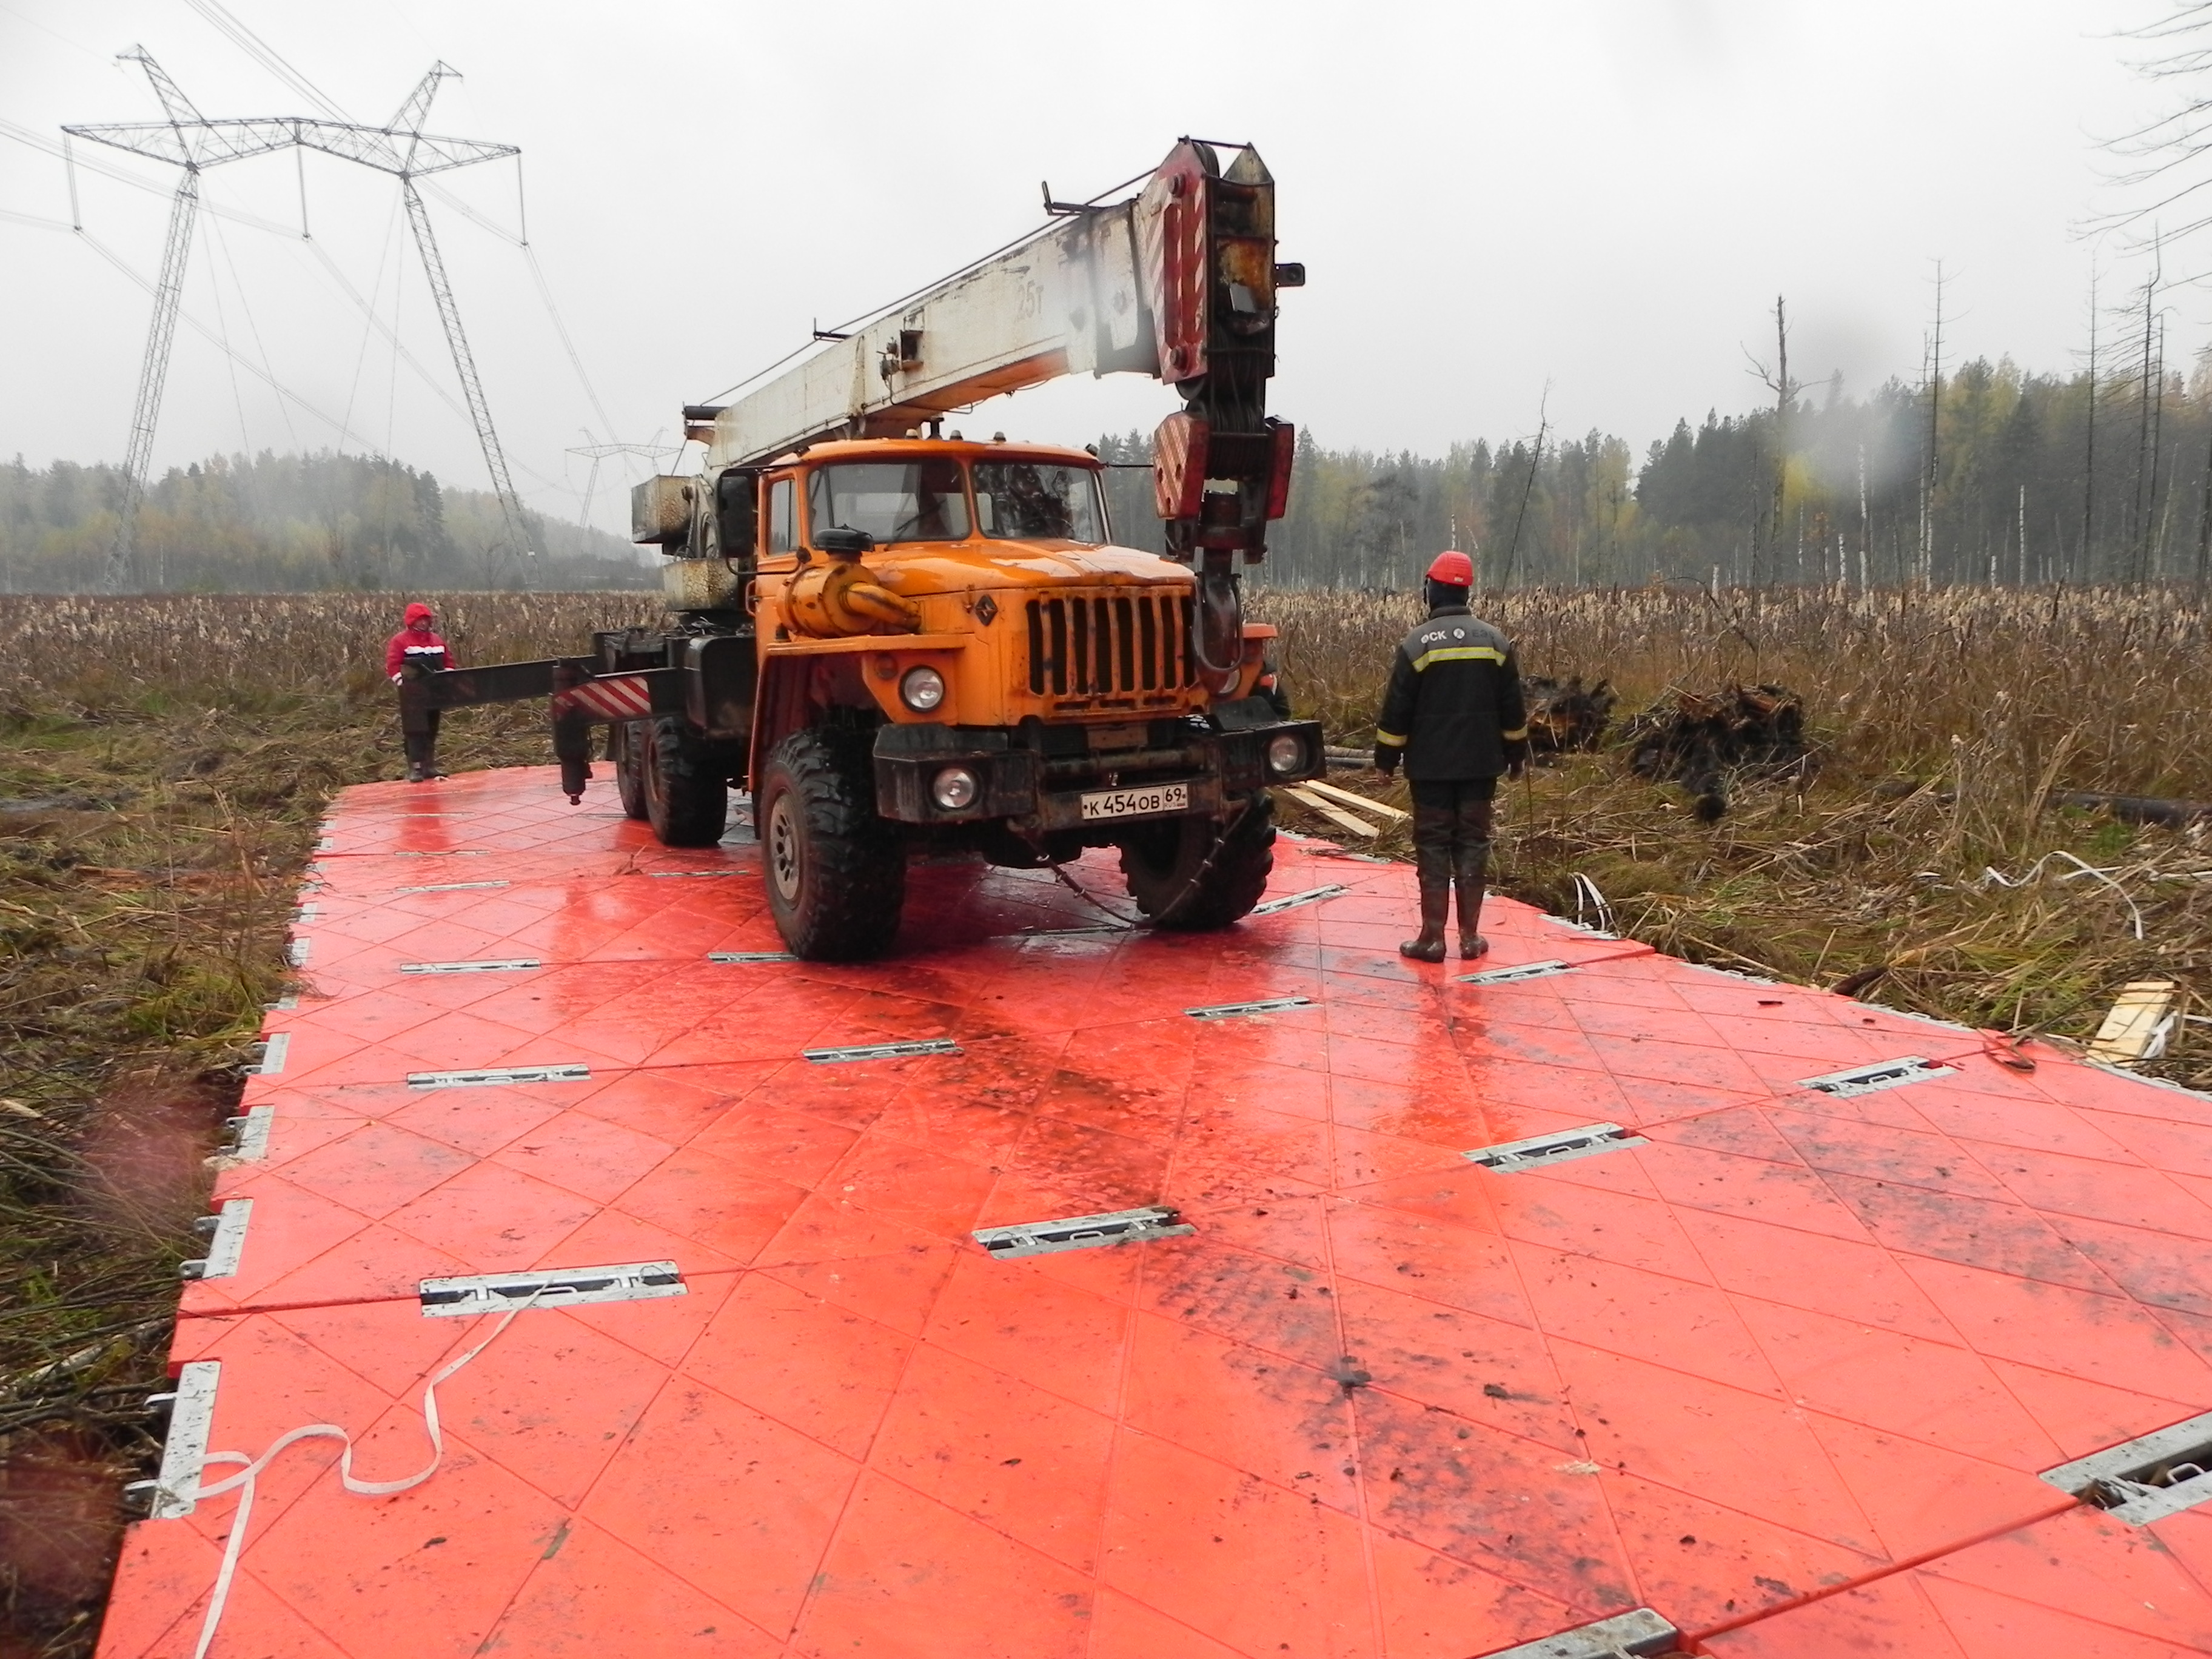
(766, 478, 797, 555)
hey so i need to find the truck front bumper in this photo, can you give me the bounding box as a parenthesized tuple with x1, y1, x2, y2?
(872, 714, 1326, 833)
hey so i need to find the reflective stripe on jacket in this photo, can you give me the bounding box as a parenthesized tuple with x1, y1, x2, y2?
(385, 629, 452, 680)
(1374, 605, 1527, 780)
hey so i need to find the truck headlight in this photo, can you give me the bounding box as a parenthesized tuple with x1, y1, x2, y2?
(1265, 734, 1307, 776)
(900, 665, 947, 712)
(931, 766, 978, 810)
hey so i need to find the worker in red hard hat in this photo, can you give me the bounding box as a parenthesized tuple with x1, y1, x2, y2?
(1372, 551, 1529, 962)
(384, 602, 458, 783)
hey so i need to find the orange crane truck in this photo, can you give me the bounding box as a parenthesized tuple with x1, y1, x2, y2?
(410, 139, 1324, 960)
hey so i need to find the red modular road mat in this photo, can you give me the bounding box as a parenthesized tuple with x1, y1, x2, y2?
(102, 768, 2212, 1658)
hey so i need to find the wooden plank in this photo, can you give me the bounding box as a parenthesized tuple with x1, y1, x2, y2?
(1280, 785, 1381, 839)
(1301, 778, 1410, 823)
(2085, 979, 2178, 1064)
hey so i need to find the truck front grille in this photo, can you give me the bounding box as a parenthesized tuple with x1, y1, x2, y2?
(1025, 592, 1196, 699)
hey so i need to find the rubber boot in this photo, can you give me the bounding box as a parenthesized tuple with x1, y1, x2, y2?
(1454, 797, 1495, 960)
(1399, 803, 1453, 962)
(403, 731, 427, 783)
(421, 734, 446, 780)
(1454, 840, 1492, 959)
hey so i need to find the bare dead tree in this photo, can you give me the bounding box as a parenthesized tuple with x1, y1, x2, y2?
(2100, 5, 2212, 256)
(1743, 295, 1801, 589)
(1922, 266, 1945, 588)
(2085, 269, 2099, 585)
(2103, 7, 2212, 583)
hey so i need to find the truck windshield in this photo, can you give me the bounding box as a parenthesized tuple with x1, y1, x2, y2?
(808, 461, 970, 546)
(974, 461, 1105, 543)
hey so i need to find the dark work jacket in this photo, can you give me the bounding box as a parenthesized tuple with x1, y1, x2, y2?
(1375, 605, 1528, 780)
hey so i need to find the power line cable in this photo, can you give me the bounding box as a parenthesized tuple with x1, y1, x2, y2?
(207, 206, 298, 451)
(337, 188, 405, 459)
(0, 118, 300, 237)
(74, 227, 378, 449)
(180, 0, 352, 121)
(201, 208, 253, 452)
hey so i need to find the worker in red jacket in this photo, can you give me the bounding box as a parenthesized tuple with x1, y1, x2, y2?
(385, 602, 457, 782)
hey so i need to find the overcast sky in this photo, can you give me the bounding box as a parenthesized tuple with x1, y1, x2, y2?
(0, 0, 2187, 536)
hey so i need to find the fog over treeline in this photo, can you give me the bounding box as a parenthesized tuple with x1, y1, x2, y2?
(1104, 356, 2212, 591)
(13, 352, 2212, 594)
(0, 451, 650, 592)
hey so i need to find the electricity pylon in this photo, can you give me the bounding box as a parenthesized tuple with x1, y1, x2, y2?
(568, 440, 680, 532)
(67, 49, 529, 591)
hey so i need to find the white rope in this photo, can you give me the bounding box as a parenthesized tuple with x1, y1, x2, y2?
(183, 1292, 540, 1659)
(1570, 872, 1615, 934)
(1979, 851, 2147, 939)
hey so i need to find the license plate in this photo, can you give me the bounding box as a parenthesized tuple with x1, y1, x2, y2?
(1079, 782, 1189, 822)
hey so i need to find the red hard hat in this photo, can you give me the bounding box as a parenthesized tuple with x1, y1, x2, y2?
(1427, 550, 1474, 586)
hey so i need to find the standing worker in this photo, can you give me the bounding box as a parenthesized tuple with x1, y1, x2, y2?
(1373, 551, 1529, 962)
(385, 602, 457, 783)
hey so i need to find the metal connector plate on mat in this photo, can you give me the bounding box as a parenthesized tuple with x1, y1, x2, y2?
(1799, 1056, 1953, 1098)
(406, 1064, 591, 1089)
(396, 880, 510, 894)
(220, 1107, 273, 1162)
(1186, 996, 1312, 1019)
(142, 1361, 220, 1519)
(1460, 959, 1574, 986)
(1467, 1124, 1647, 1174)
(248, 1033, 289, 1076)
(420, 1261, 683, 1316)
(709, 951, 796, 963)
(180, 1199, 252, 1279)
(1478, 1608, 1679, 1658)
(1541, 915, 1620, 940)
(2042, 1410, 2212, 1523)
(400, 958, 541, 974)
(1689, 962, 1776, 985)
(803, 1038, 960, 1063)
(974, 1205, 1192, 1259)
(1248, 883, 1348, 917)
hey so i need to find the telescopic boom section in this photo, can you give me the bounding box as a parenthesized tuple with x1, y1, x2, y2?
(698, 139, 1302, 567)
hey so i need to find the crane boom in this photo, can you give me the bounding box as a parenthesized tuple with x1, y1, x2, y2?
(695, 139, 1299, 566)
(700, 205, 1153, 466)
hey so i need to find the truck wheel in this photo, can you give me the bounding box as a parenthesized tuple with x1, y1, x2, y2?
(757, 728, 905, 960)
(609, 722, 649, 821)
(1118, 793, 1276, 928)
(642, 715, 728, 847)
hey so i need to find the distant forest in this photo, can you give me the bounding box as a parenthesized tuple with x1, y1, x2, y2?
(1104, 357, 2212, 589)
(16, 352, 2212, 594)
(0, 451, 652, 592)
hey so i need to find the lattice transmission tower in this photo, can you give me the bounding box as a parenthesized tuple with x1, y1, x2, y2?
(66, 48, 529, 591)
(568, 439, 681, 534)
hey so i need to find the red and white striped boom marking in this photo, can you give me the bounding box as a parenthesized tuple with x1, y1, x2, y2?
(552, 674, 654, 722)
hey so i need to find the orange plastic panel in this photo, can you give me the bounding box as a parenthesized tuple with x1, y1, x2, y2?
(101, 769, 2212, 1659)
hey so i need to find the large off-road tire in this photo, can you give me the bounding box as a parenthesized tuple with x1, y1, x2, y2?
(757, 728, 905, 960)
(1118, 793, 1276, 929)
(609, 721, 649, 820)
(642, 715, 728, 847)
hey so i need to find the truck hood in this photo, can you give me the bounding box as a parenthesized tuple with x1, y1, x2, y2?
(870, 541, 1189, 593)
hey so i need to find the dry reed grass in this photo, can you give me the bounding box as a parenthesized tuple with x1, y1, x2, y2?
(1253, 583, 2212, 1090)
